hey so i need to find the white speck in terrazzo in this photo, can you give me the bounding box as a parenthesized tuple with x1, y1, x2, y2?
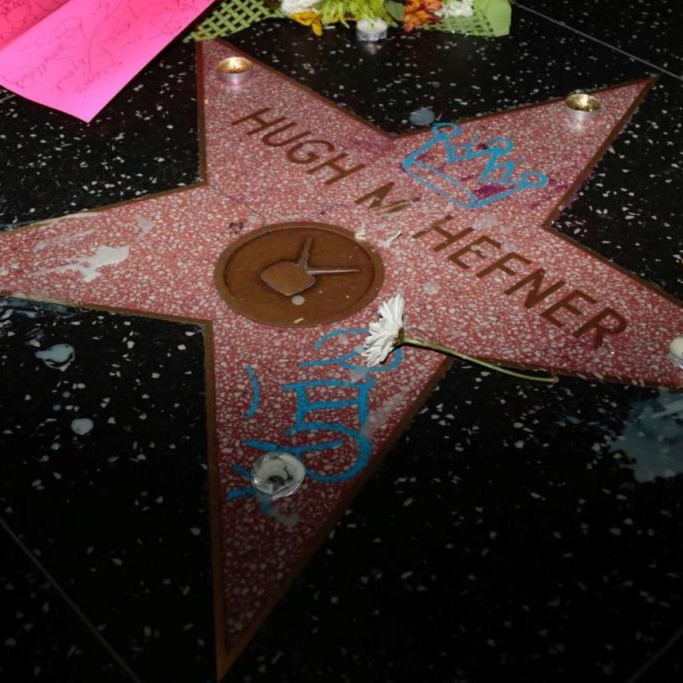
(71, 417, 94, 435)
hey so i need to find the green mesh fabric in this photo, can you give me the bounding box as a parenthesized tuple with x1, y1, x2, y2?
(186, 0, 510, 41)
(186, 0, 284, 41)
(424, 0, 511, 37)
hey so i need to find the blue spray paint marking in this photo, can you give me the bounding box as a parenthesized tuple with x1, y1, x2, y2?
(282, 378, 373, 425)
(226, 328, 403, 502)
(244, 438, 345, 455)
(244, 364, 260, 419)
(301, 327, 403, 373)
(402, 122, 548, 209)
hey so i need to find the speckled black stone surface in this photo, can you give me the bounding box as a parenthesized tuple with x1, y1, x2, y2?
(228, 367, 683, 683)
(550, 77, 683, 303)
(0, 529, 132, 682)
(0, 40, 201, 231)
(229, 14, 647, 131)
(229, 16, 683, 302)
(0, 297, 215, 682)
(515, 0, 683, 77)
(2, 1, 683, 681)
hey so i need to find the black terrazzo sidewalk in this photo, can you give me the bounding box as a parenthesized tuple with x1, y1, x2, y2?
(2, 1, 683, 681)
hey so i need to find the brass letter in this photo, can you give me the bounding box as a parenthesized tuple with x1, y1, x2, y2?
(477, 252, 532, 279)
(573, 307, 628, 348)
(412, 215, 473, 252)
(504, 269, 566, 308)
(307, 152, 366, 184)
(262, 123, 310, 147)
(231, 108, 288, 135)
(355, 182, 415, 214)
(448, 235, 502, 269)
(541, 289, 597, 327)
(286, 139, 335, 164)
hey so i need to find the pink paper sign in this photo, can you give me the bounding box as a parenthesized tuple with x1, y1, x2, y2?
(0, 0, 67, 49)
(0, 0, 214, 122)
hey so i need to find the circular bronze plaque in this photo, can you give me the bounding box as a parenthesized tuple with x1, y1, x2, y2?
(215, 222, 384, 327)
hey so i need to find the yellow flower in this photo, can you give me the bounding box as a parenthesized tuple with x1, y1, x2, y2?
(291, 10, 323, 35)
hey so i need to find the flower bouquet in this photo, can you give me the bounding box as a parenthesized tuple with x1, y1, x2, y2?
(187, 0, 511, 41)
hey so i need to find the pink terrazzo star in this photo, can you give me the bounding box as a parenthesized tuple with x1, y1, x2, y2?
(1, 40, 681, 673)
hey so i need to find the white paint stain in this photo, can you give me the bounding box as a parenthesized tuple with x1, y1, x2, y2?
(47, 245, 130, 282)
(472, 214, 499, 230)
(362, 390, 410, 439)
(609, 390, 683, 482)
(380, 230, 402, 248)
(135, 214, 154, 237)
(71, 418, 94, 435)
(265, 505, 300, 530)
(35, 344, 75, 371)
(33, 228, 96, 252)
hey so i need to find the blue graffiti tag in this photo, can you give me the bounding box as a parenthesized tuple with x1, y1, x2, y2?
(244, 364, 260, 419)
(402, 122, 548, 209)
(226, 329, 403, 502)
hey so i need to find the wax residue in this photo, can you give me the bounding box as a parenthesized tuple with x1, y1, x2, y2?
(35, 344, 75, 371)
(49, 245, 130, 282)
(609, 391, 683, 482)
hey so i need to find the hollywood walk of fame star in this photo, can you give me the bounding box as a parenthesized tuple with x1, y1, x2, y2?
(1, 40, 681, 664)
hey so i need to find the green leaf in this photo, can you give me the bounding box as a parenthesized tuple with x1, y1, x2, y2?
(385, 0, 405, 22)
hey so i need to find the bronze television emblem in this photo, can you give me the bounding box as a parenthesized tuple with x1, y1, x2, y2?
(215, 222, 384, 327)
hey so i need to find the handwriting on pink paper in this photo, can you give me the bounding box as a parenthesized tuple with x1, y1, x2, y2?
(0, 0, 214, 122)
(0, 0, 66, 50)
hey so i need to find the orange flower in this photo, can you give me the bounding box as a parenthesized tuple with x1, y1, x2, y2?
(403, 0, 443, 32)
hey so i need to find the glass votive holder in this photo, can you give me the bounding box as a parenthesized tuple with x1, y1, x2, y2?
(669, 336, 683, 369)
(251, 452, 306, 500)
(564, 92, 601, 129)
(218, 57, 253, 86)
(356, 18, 388, 42)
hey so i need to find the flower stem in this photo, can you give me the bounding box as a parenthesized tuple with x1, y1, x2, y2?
(402, 336, 558, 384)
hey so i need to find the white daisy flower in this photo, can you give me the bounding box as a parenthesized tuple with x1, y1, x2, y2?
(438, 0, 474, 18)
(359, 293, 558, 384)
(362, 294, 405, 366)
